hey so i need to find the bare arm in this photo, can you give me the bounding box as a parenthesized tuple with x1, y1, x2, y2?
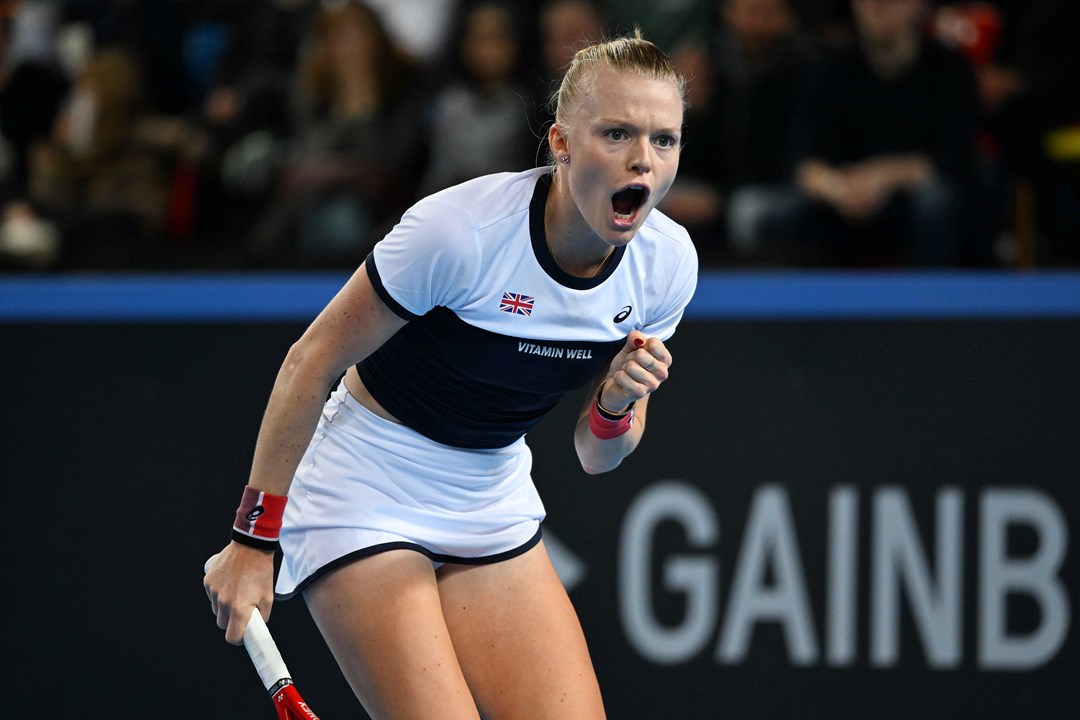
(245, 268, 405, 497)
(205, 263, 407, 644)
(848, 154, 935, 193)
(796, 155, 935, 220)
(574, 331, 672, 475)
(796, 158, 846, 204)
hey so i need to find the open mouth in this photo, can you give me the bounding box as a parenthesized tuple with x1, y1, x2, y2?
(611, 185, 649, 225)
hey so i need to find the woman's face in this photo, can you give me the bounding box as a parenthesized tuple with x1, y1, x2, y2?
(463, 6, 518, 85)
(725, 0, 795, 57)
(326, 9, 379, 70)
(851, 0, 925, 45)
(553, 67, 683, 247)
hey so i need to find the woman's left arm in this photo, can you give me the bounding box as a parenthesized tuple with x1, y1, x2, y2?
(574, 330, 672, 474)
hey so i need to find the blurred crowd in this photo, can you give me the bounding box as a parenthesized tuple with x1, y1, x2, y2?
(0, 0, 1076, 272)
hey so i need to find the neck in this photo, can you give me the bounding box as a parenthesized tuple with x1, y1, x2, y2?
(544, 170, 615, 278)
(860, 31, 921, 79)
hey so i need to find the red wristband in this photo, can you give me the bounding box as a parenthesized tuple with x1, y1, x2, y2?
(232, 485, 288, 546)
(588, 390, 635, 439)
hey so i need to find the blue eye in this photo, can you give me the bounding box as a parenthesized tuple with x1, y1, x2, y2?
(607, 129, 627, 141)
(655, 135, 678, 149)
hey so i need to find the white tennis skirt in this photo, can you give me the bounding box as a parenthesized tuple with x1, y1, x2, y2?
(275, 381, 546, 599)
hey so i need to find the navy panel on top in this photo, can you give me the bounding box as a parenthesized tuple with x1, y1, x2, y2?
(357, 176, 624, 449)
(358, 305, 619, 448)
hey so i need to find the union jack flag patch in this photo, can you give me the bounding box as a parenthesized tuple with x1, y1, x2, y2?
(499, 292, 534, 316)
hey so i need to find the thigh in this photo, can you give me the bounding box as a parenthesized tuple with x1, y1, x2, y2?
(303, 550, 482, 720)
(436, 540, 606, 720)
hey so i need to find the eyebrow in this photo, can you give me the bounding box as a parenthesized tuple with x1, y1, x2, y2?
(594, 118, 682, 136)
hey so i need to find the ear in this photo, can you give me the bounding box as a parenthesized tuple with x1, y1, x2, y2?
(548, 123, 569, 160)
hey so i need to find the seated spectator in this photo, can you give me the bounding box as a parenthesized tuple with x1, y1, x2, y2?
(660, 0, 813, 264)
(418, 1, 535, 196)
(750, 0, 980, 266)
(528, 0, 606, 131)
(0, 0, 69, 204)
(929, 2, 1006, 264)
(246, 0, 430, 267)
(197, 0, 314, 141)
(179, 0, 316, 252)
(934, 0, 1080, 266)
(19, 46, 169, 268)
(61, 0, 190, 115)
(1000, 0, 1080, 265)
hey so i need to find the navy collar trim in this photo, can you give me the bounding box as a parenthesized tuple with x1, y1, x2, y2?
(529, 171, 625, 290)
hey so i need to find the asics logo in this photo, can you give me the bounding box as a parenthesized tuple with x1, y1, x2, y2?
(246, 506, 265, 523)
(613, 305, 632, 323)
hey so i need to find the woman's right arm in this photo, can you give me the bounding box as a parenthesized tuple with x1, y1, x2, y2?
(204, 262, 406, 644)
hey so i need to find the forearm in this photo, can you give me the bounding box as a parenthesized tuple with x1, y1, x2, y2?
(795, 159, 843, 202)
(208, 264, 406, 644)
(574, 413, 643, 474)
(573, 381, 649, 475)
(856, 154, 935, 192)
(241, 264, 406, 497)
(208, 343, 332, 644)
(573, 332, 671, 473)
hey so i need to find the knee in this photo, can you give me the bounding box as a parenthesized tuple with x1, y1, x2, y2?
(904, 178, 967, 265)
(908, 178, 961, 222)
(726, 185, 803, 255)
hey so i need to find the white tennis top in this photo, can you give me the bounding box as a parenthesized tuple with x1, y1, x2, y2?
(358, 167, 698, 449)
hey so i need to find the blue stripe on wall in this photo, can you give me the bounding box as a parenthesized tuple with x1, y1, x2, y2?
(1, 271, 1079, 321)
(683, 272, 1080, 319)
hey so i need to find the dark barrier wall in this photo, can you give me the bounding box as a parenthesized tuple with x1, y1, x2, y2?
(3, 273, 1078, 718)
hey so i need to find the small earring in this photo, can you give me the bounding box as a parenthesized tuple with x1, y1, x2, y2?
(560, 156, 570, 165)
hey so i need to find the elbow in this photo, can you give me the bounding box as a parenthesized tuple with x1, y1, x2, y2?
(576, 447, 628, 476)
(574, 427, 639, 472)
(580, 461, 618, 476)
(280, 340, 313, 381)
(574, 422, 640, 474)
(280, 337, 341, 389)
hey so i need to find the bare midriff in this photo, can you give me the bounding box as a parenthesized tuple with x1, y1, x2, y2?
(344, 365, 403, 424)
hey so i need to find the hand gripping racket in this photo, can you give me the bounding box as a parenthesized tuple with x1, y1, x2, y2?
(205, 555, 321, 720)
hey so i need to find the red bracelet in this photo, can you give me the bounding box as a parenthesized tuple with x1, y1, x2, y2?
(231, 485, 288, 550)
(588, 384, 635, 439)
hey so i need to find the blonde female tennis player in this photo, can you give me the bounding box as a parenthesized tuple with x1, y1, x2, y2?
(205, 29, 697, 720)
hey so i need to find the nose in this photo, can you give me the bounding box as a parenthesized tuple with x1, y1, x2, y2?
(628, 138, 652, 175)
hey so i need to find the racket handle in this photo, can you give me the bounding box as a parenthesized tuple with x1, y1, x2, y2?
(243, 607, 292, 693)
(205, 554, 292, 693)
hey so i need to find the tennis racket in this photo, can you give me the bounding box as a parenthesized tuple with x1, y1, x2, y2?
(205, 555, 321, 720)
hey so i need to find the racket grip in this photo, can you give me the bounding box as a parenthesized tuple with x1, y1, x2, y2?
(204, 554, 292, 693)
(243, 607, 292, 693)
